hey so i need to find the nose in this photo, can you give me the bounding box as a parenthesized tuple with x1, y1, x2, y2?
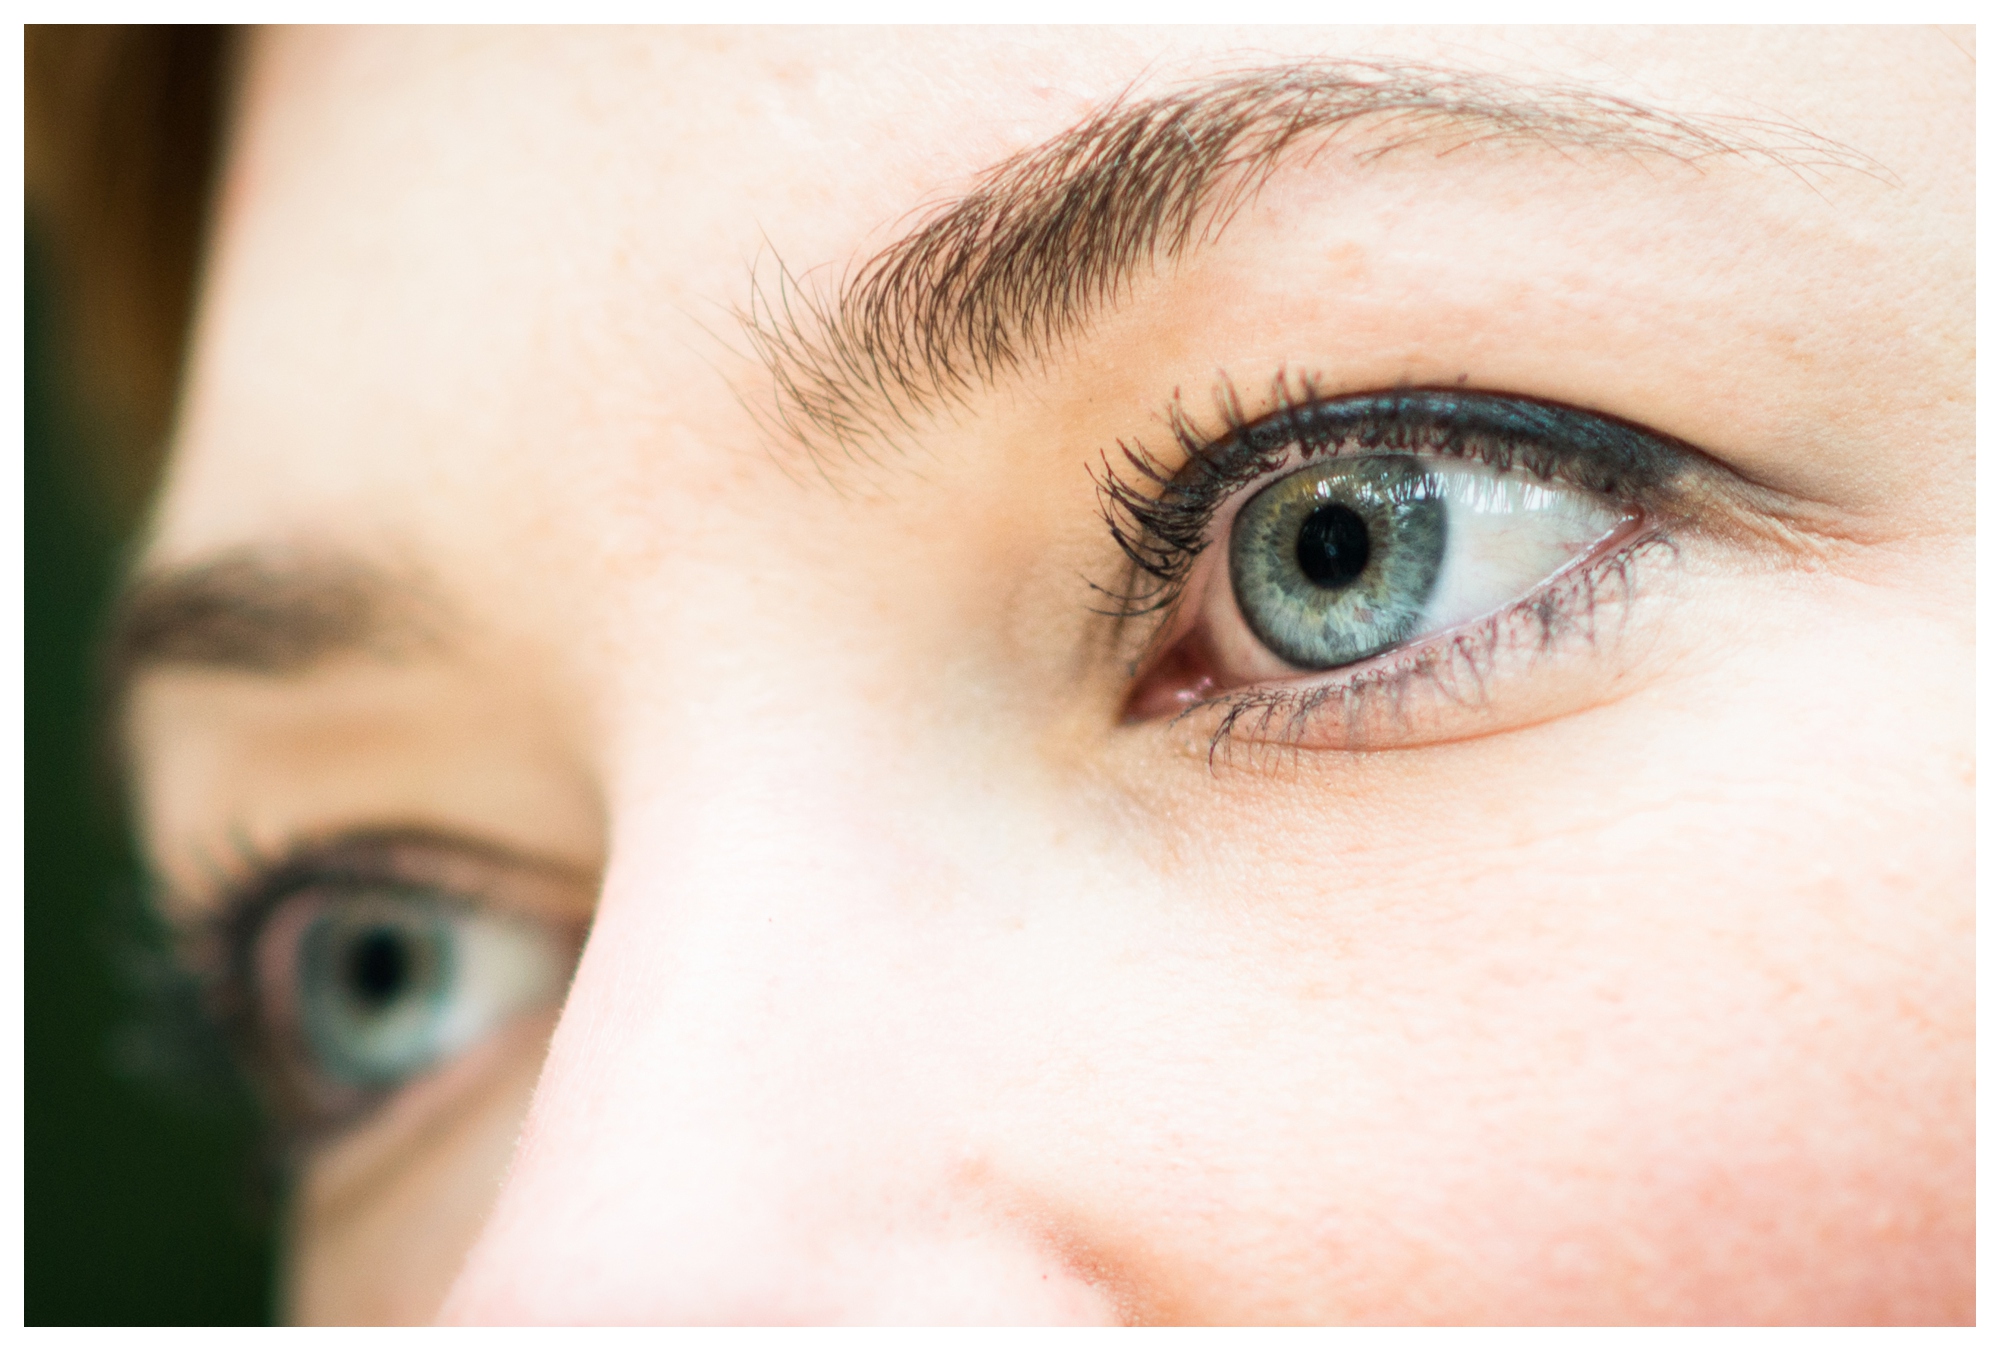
(436, 730, 1125, 1324)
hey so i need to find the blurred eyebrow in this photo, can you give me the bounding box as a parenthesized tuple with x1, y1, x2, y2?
(108, 551, 436, 694)
(742, 59, 1880, 465)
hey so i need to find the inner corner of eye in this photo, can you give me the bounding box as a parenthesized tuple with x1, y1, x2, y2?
(1122, 628, 1221, 723)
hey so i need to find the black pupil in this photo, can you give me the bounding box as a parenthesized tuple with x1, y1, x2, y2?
(1296, 503, 1372, 590)
(344, 927, 412, 1008)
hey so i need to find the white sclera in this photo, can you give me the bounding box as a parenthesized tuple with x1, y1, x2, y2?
(1418, 460, 1628, 633)
(423, 908, 569, 1065)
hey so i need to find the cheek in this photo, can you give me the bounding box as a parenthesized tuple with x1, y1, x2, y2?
(1068, 546, 1966, 1317)
(292, 540, 1968, 1325)
(1112, 798, 1965, 1321)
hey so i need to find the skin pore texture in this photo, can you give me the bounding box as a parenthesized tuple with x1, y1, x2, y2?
(123, 28, 1970, 1324)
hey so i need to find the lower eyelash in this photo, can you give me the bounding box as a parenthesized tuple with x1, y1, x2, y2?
(1181, 530, 1679, 765)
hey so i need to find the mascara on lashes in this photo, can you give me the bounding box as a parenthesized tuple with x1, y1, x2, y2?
(1218, 390, 1693, 496)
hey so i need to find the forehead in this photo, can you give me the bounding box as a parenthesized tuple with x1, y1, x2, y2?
(152, 27, 1964, 573)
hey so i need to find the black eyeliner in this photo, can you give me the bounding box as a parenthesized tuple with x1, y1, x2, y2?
(1219, 388, 1692, 496)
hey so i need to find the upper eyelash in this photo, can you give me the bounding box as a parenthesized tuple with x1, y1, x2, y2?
(1092, 373, 1695, 628)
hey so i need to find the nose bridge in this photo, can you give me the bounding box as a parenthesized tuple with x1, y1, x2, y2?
(437, 728, 1121, 1324)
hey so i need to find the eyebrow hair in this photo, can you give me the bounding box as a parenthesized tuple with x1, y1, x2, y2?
(740, 59, 1881, 469)
(108, 550, 436, 695)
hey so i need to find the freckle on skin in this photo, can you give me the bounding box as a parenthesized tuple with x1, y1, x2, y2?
(1321, 241, 1369, 281)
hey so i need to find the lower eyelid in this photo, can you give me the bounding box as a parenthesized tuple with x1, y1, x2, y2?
(292, 1008, 558, 1197)
(1156, 525, 1678, 755)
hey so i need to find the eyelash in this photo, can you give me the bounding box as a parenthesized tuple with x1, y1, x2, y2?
(1094, 372, 1696, 755)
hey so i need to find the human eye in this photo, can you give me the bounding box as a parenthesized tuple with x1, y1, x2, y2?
(1106, 382, 1707, 752)
(188, 833, 584, 1145)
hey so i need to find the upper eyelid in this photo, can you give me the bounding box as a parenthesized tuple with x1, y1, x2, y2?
(1169, 385, 1701, 495)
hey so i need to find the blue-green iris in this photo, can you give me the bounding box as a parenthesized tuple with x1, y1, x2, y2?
(1228, 455, 1448, 670)
(297, 892, 458, 1086)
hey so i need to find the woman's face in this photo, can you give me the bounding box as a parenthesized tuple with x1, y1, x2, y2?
(122, 28, 1971, 1324)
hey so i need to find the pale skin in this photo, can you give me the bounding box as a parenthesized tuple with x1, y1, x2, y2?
(124, 27, 1971, 1324)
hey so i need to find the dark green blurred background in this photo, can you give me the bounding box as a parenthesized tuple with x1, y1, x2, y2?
(26, 224, 275, 1324)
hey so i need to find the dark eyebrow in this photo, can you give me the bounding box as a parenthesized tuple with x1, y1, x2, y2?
(740, 59, 1881, 467)
(107, 550, 438, 697)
